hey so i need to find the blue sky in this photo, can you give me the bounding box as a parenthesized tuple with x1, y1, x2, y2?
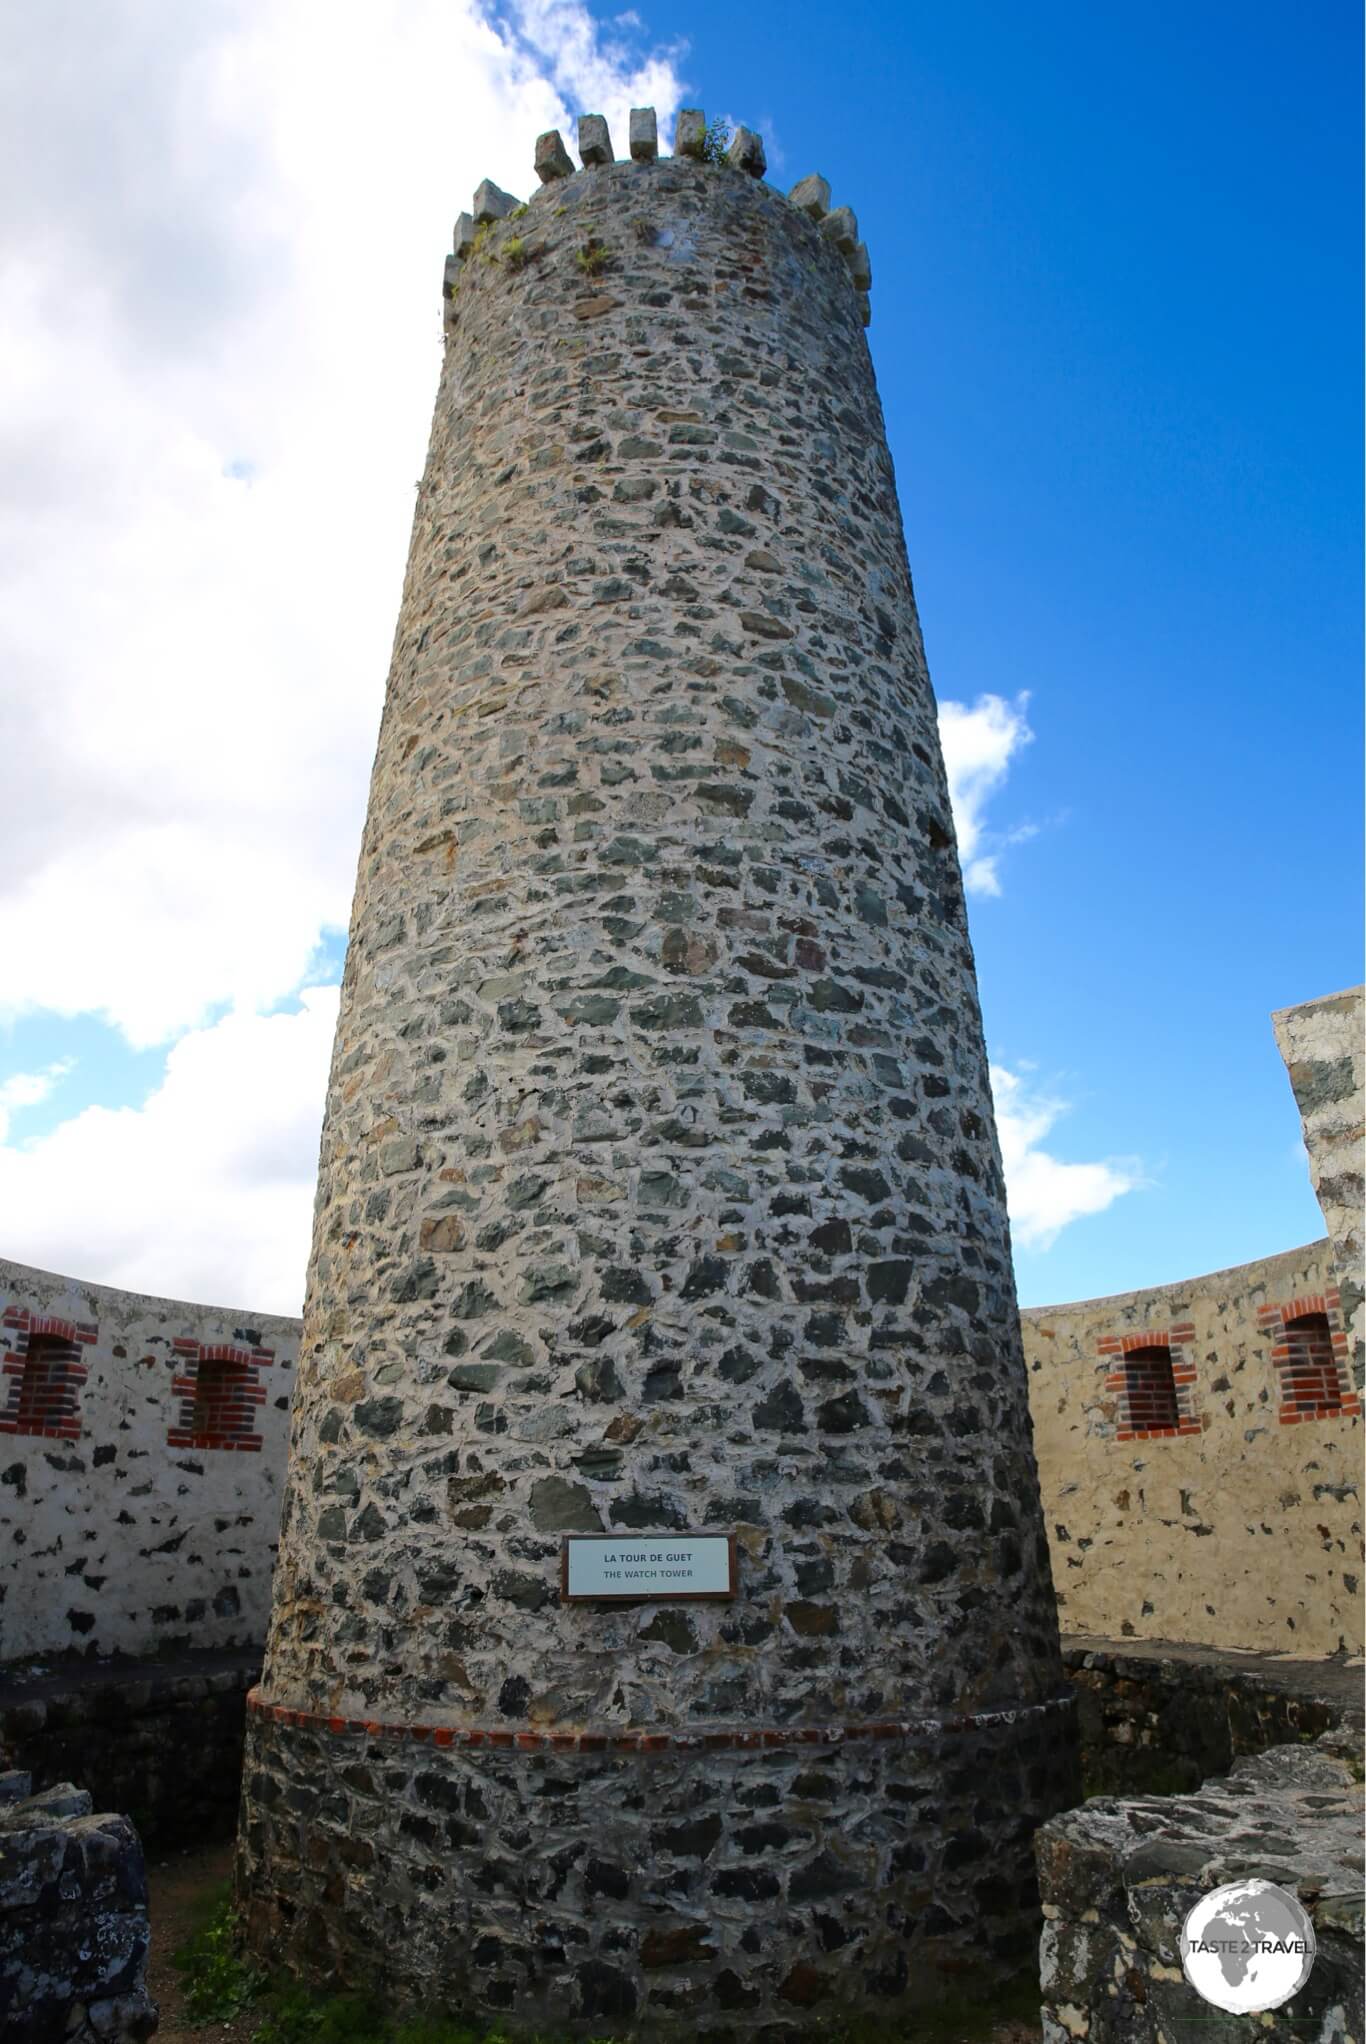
(670, 0, 1363, 1299)
(0, 0, 1358, 1312)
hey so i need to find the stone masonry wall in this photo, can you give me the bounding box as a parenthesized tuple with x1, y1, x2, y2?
(0, 1255, 297, 1662)
(261, 136, 1066, 1739)
(240, 1693, 1077, 2033)
(0, 1648, 259, 1848)
(1273, 985, 1364, 1392)
(241, 117, 1077, 2031)
(1062, 1636, 1364, 1799)
(1022, 1239, 1362, 1656)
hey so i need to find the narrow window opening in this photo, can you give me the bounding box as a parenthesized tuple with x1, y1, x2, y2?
(168, 1343, 267, 1450)
(1122, 1344, 1179, 1433)
(1, 1332, 86, 1440)
(192, 1353, 245, 1437)
(1279, 1312, 1343, 1418)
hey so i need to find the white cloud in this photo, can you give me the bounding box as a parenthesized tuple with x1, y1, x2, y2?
(0, 992, 337, 1314)
(504, 0, 685, 145)
(1, 9, 1130, 1313)
(991, 1062, 1143, 1250)
(937, 691, 1034, 894)
(0, 1062, 73, 1144)
(0, 0, 686, 1049)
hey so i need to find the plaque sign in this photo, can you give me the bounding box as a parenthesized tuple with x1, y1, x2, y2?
(562, 1533, 737, 1603)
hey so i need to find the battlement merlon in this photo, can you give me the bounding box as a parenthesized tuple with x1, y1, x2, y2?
(443, 107, 873, 327)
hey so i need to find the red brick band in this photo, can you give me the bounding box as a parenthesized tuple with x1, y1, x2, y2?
(247, 1685, 1074, 1754)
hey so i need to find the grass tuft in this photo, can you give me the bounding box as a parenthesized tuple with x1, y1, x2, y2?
(172, 1886, 265, 2024)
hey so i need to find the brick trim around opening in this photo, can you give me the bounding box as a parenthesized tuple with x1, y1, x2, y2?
(1096, 1325, 1201, 1443)
(167, 1339, 274, 1452)
(0, 1309, 97, 1441)
(1256, 1290, 1360, 1424)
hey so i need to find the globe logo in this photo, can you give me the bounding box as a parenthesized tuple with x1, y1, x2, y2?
(1181, 1878, 1316, 2013)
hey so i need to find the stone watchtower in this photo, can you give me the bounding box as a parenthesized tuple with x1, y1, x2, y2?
(238, 106, 1079, 2033)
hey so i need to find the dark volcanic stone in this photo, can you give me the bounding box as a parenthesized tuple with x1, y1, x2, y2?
(529, 1476, 600, 1532)
(641, 1923, 713, 1967)
(754, 1383, 806, 1432)
(577, 1958, 637, 2021)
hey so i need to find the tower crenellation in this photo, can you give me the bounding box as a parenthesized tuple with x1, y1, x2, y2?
(448, 108, 873, 331)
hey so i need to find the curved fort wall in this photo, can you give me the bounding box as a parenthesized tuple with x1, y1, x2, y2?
(1022, 1238, 1361, 1658)
(236, 111, 1078, 2030)
(1021, 984, 1363, 1662)
(0, 1255, 297, 1663)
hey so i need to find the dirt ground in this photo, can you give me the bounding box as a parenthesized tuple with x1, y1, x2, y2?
(146, 1837, 258, 2044)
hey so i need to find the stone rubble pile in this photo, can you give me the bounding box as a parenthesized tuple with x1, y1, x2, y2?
(1036, 1735, 1365, 2043)
(0, 1770, 157, 2044)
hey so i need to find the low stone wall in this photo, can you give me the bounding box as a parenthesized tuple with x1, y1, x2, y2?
(0, 1647, 260, 1848)
(0, 1769, 156, 2044)
(1036, 1738, 1365, 2042)
(1, 1255, 297, 1661)
(1063, 1635, 1364, 1799)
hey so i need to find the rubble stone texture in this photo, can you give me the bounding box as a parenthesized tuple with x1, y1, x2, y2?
(1061, 1635, 1363, 1800)
(239, 139, 1078, 2031)
(0, 1772, 157, 2044)
(1036, 1739, 1365, 2043)
(1, 1648, 261, 1850)
(1273, 985, 1364, 1391)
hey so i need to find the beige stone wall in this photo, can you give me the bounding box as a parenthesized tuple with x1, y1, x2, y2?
(1023, 1239, 1363, 1657)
